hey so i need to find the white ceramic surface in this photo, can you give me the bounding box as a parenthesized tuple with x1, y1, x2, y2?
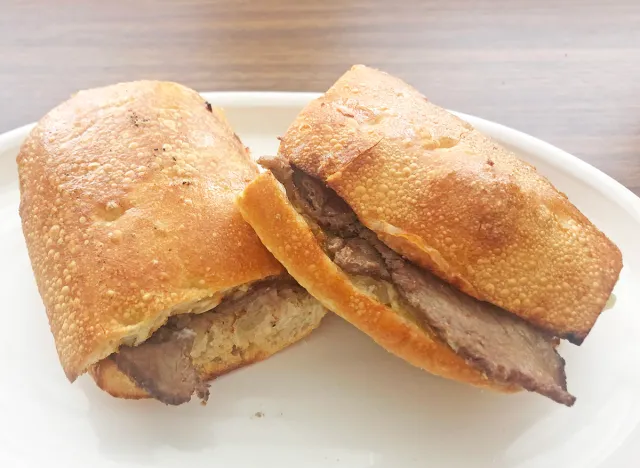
(1, 92, 639, 468)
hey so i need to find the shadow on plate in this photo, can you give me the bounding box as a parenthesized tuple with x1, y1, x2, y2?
(81, 315, 560, 467)
(81, 378, 216, 463)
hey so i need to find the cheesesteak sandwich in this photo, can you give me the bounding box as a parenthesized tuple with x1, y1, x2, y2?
(18, 81, 326, 405)
(237, 65, 623, 406)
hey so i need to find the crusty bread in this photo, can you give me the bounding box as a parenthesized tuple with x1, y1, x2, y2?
(237, 172, 516, 393)
(91, 285, 326, 400)
(278, 64, 622, 343)
(17, 81, 285, 381)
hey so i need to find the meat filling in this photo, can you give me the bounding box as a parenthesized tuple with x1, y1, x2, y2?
(112, 277, 299, 405)
(261, 155, 575, 406)
(327, 236, 390, 280)
(113, 327, 209, 406)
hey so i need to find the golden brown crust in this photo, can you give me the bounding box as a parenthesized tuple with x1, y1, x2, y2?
(17, 81, 283, 381)
(279, 64, 622, 343)
(237, 172, 517, 393)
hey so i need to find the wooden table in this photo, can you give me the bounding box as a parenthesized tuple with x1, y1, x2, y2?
(2, 0, 639, 195)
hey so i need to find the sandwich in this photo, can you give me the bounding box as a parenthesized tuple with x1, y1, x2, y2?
(17, 81, 327, 405)
(237, 65, 623, 406)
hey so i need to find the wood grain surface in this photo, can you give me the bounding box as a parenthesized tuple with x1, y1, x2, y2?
(1, 0, 639, 194)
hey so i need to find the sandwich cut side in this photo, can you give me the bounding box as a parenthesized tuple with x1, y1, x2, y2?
(93, 275, 325, 405)
(250, 155, 575, 406)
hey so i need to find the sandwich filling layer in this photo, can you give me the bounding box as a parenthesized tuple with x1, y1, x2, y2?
(110, 277, 320, 405)
(261, 155, 575, 406)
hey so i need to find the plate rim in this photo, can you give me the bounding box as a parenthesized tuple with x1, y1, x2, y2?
(3, 90, 639, 221)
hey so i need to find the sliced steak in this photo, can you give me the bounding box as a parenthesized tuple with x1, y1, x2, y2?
(263, 157, 575, 405)
(259, 154, 294, 185)
(113, 327, 209, 406)
(327, 236, 390, 279)
(365, 234, 575, 406)
(111, 276, 298, 406)
(259, 155, 359, 236)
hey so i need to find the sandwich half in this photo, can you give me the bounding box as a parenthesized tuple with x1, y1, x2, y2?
(237, 65, 623, 406)
(18, 81, 326, 405)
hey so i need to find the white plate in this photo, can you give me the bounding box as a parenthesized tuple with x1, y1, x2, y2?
(1, 92, 639, 468)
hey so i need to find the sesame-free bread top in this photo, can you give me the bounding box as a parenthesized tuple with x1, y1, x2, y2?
(18, 81, 283, 381)
(279, 65, 622, 343)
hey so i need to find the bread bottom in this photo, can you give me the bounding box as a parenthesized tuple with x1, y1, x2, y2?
(90, 286, 326, 400)
(237, 173, 518, 394)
